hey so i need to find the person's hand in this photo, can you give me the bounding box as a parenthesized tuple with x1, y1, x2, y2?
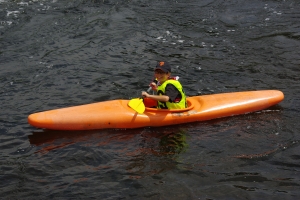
(141, 91, 149, 98)
(149, 82, 157, 91)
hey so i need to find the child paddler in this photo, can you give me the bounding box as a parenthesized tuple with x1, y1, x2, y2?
(141, 61, 187, 109)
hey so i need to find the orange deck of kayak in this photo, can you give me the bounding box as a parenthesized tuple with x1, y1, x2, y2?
(28, 90, 284, 130)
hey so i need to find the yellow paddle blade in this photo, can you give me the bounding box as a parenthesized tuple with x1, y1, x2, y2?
(128, 98, 145, 114)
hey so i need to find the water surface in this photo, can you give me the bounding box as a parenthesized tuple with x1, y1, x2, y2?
(1, 0, 300, 199)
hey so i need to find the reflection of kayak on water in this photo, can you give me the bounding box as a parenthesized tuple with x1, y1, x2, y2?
(28, 127, 188, 156)
(28, 90, 284, 131)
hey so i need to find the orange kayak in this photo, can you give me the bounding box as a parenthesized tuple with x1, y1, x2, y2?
(28, 90, 284, 130)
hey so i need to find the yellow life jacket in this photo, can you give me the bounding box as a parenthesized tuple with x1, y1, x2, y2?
(156, 79, 187, 109)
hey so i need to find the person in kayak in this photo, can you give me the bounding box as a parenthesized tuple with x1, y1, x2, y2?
(141, 61, 187, 109)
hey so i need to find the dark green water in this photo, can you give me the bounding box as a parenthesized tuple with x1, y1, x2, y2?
(1, 0, 299, 199)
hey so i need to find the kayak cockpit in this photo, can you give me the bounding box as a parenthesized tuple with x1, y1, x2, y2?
(143, 98, 195, 113)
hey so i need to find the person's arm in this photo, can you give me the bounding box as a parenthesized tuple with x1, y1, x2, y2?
(165, 84, 181, 102)
(141, 91, 169, 102)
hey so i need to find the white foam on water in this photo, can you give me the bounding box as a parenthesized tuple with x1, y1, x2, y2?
(0, 21, 12, 26)
(7, 11, 20, 17)
(17, 2, 29, 6)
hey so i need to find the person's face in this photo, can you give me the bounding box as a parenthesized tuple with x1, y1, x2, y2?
(155, 70, 170, 83)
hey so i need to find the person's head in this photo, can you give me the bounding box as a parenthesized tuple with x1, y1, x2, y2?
(154, 61, 171, 83)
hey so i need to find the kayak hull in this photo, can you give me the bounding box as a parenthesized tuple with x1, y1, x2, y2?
(28, 90, 284, 130)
